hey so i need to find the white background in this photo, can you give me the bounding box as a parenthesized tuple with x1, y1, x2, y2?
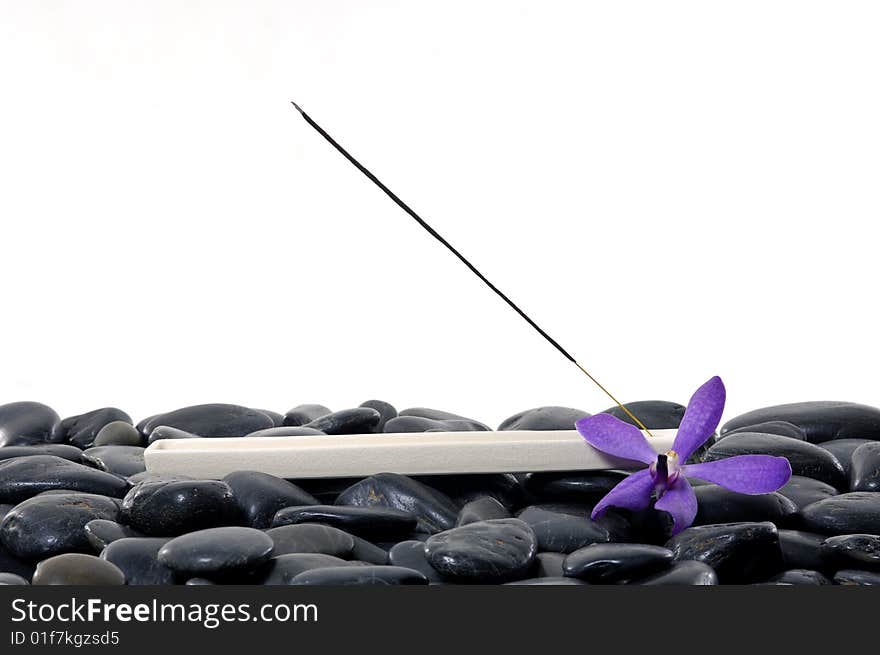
(1, 1, 878, 427)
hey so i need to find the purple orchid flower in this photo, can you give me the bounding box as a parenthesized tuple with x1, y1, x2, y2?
(575, 376, 792, 535)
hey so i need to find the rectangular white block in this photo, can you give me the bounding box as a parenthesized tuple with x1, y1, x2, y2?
(143, 429, 675, 479)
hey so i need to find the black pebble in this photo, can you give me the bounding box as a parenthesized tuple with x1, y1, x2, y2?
(120, 479, 241, 536)
(223, 471, 318, 529)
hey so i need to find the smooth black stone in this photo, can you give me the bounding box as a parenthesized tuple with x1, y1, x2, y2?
(335, 473, 459, 534)
(272, 505, 417, 539)
(388, 540, 443, 582)
(425, 518, 537, 583)
(720, 401, 880, 443)
(0, 573, 28, 585)
(821, 534, 880, 571)
(265, 524, 355, 558)
(816, 439, 871, 478)
(126, 472, 193, 485)
(523, 470, 629, 503)
(101, 537, 176, 585)
(139, 404, 275, 438)
(0, 544, 35, 580)
(85, 519, 143, 551)
(283, 404, 331, 427)
(722, 421, 806, 441)
(400, 407, 488, 428)
(533, 552, 566, 577)
(415, 474, 523, 509)
(120, 479, 240, 536)
(0, 445, 84, 463)
(800, 492, 880, 535)
(290, 565, 428, 586)
(834, 569, 880, 585)
(0, 402, 61, 447)
(146, 426, 203, 445)
(777, 476, 838, 510)
(563, 543, 673, 583)
(498, 406, 589, 431)
(32, 553, 125, 585)
(692, 485, 798, 525)
(384, 416, 488, 433)
(82, 446, 145, 477)
(636, 560, 719, 585)
(256, 409, 285, 427)
(0, 456, 128, 503)
(350, 536, 389, 564)
(600, 400, 686, 429)
(158, 527, 274, 575)
(302, 408, 382, 435)
(665, 521, 783, 584)
(516, 506, 610, 554)
(292, 477, 362, 504)
(244, 426, 326, 437)
(258, 553, 352, 585)
(359, 400, 397, 432)
(185, 578, 215, 585)
(536, 502, 631, 543)
(457, 497, 511, 526)
(223, 471, 318, 529)
(768, 569, 832, 585)
(505, 577, 586, 585)
(1, 493, 120, 560)
(850, 442, 880, 492)
(55, 408, 132, 449)
(93, 421, 143, 447)
(778, 530, 829, 571)
(704, 433, 847, 489)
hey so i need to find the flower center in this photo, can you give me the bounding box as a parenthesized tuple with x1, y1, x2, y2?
(650, 450, 681, 492)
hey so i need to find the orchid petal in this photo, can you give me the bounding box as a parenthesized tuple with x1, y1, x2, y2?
(671, 376, 726, 461)
(576, 413, 657, 465)
(683, 455, 792, 494)
(654, 477, 697, 535)
(591, 469, 655, 519)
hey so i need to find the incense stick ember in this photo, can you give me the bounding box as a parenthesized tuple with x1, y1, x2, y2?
(290, 102, 652, 435)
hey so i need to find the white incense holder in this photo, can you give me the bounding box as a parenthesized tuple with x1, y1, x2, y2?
(143, 429, 676, 479)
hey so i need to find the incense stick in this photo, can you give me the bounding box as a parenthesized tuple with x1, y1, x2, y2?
(290, 101, 652, 436)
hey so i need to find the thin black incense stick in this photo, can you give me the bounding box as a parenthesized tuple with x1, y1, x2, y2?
(290, 101, 651, 435)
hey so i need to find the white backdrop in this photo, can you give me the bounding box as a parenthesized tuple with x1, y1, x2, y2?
(1, 1, 878, 427)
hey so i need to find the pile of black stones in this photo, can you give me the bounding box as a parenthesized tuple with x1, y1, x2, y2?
(1, 398, 880, 586)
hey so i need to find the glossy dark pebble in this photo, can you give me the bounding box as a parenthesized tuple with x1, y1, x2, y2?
(384, 416, 488, 433)
(692, 485, 797, 525)
(722, 420, 806, 441)
(800, 492, 880, 535)
(416, 473, 523, 509)
(223, 471, 317, 529)
(767, 569, 832, 585)
(32, 553, 125, 585)
(93, 421, 143, 447)
(457, 497, 511, 526)
(523, 470, 629, 503)
(816, 439, 871, 478)
(335, 473, 459, 534)
(272, 504, 417, 539)
(290, 565, 428, 585)
(778, 530, 829, 571)
(388, 540, 443, 582)
(358, 400, 397, 432)
(498, 406, 589, 431)
(833, 569, 880, 585)
(533, 552, 566, 577)
(820, 534, 880, 570)
(0, 572, 29, 585)
(350, 536, 389, 564)
(264, 524, 355, 558)
(282, 404, 331, 427)
(158, 527, 274, 575)
(850, 442, 880, 492)
(85, 519, 144, 551)
(120, 479, 240, 536)
(146, 426, 203, 445)
(101, 537, 176, 585)
(721, 401, 880, 443)
(244, 426, 326, 437)
(302, 408, 381, 435)
(139, 404, 275, 438)
(257, 553, 352, 585)
(517, 506, 610, 553)
(0, 402, 61, 447)
(0, 444, 84, 463)
(0, 456, 128, 503)
(637, 560, 718, 585)
(563, 543, 673, 583)
(600, 400, 686, 429)
(55, 408, 132, 449)
(665, 522, 783, 583)
(777, 476, 838, 510)
(425, 519, 537, 583)
(82, 446, 146, 477)
(1, 493, 120, 560)
(703, 433, 847, 489)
